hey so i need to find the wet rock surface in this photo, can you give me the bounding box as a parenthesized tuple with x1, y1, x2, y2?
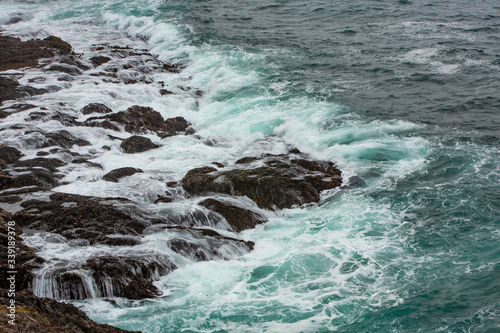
(199, 198, 266, 232)
(183, 154, 342, 210)
(0, 290, 138, 333)
(120, 135, 159, 153)
(85, 105, 192, 138)
(13, 193, 150, 245)
(103, 167, 143, 182)
(0, 35, 72, 72)
(0, 145, 22, 167)
(81, 103, 112, 115)
(0, 209, 44, 291)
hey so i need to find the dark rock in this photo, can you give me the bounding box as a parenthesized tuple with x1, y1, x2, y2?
(0, 145, 22, 167)
(120, 135, 159, 153)
(0, 168, 59, 190)
(85, 105, 192, 138)
(212, 162, 225, 168)
(83, 255, 175, 300)
(0, 156, 64, 191)
(87, 119, 120, 131)
(14, 157, 64, 172)
(0, 76, 21, 104)
(154, 195, 174, 204)
(103, 167, 143, 182)
(0, 209, 45, 291)
(81, 103, 112, 115)
(71, 158, 103, 170)
(0, 76, 50, 105)
(165, 116, 190, 133)
(0, 195, 22, 203)
(43, 130, 91, 148)
(36, 151, 50, 156)
(0, 35, 72, 72)
(13, 193, 150, 245)
(0, 290, 137, 333)
(182, 154, 342, 210)
(199, 199, 266, 232)
(235, 156, 258, 164)
(46, 64, 82, 75)
(162, 62, 184, 73)
(160, 89, 174, 95)
(165, 226, 255, 253)
(0, 103, 37, 114)
(90, 56, 111, 67)
(43, 35, 72, 55)
(100, 237, 141, 246)
(60, 56, 91, 70)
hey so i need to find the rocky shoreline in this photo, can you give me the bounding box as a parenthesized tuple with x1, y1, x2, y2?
(0, 34, 342, 331)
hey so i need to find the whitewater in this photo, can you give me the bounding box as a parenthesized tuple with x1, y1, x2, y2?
(0, 0, 499, 332)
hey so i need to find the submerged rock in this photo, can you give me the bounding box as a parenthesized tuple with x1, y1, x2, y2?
(103, 167, 143, 182)
(182, 154, 342, 210)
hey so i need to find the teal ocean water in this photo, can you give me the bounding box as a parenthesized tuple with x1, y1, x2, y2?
(1, 0, 499, 332)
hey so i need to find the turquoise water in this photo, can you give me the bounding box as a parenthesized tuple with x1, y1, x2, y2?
(1, 0, 499, 332)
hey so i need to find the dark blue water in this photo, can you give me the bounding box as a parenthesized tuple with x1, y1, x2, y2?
(175, 0, 500, 139)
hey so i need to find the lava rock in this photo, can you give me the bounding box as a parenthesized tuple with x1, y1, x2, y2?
(120, 135, 159, 153)
(103, 167, 143, 182)
(199, 198, 266, 232)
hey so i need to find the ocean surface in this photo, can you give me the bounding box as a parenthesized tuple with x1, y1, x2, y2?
(1, 0, 499, 332)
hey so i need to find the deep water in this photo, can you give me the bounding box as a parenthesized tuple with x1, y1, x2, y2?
(1, 0, 499, 332)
